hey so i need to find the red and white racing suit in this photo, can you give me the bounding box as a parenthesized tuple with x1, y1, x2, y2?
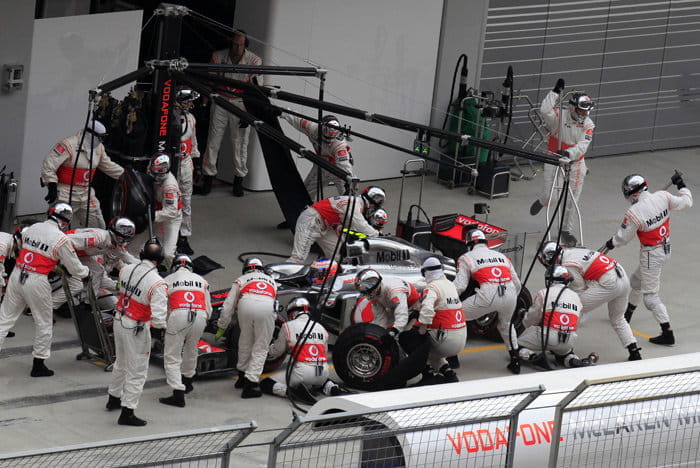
(538, 91, 595, 232)
(41, 132, 124, 228)
(202, 48, 263, 179)
(282, 114, 354, 198)
(178, 111, 199, 237)
(611, 188, 692, 324)
(418, 275, 467, 370)
(454, 244, 521, 350)
(108, 260, 168, 410)
(288, 196, 379, 263)
(561, 247, 634, 348)
(54, 228, 138, 308)
(218, 271, 277, 383)
(0, 220, 89, 359)
(518, 284, 583, 365)
(353, 276, 420, 330)
(163, 267, 211, 391)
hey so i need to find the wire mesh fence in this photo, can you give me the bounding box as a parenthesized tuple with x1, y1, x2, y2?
(0, 422, 256, 468)
(269, 387, 543, 468)
(550, 370, 700, 468)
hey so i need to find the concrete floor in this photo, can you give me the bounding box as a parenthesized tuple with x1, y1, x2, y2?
(0, 147, 697, 465)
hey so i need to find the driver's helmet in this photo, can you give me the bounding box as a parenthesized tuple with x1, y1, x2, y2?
(308, 258, 339, 286)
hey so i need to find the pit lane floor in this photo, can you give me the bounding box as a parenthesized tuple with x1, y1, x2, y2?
(0, 148, 697, 465)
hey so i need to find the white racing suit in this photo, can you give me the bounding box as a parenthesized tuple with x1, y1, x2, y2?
(353, 277, 420, 330)
(0, 232, 14, 290)
(418, 275, 467, 371)
(288, 196, 379, 263)
(282, 114, 354, 198)
(202, 48, 263, 179)
(518, 284, 583, 366)
(538, 91, 595, 232)
(163, 267, 211, 391)
(454, 244, 521, 350)
(0, 220, 89, 359)
(611, 188, 692, 324)
(108, 260, 168, 410)
(41, 132, 124, 228)
(561, 248, 634, 347)
(218, 270, 277, 383)
(178, 111, 199, 237)
(53, 228, 138, 308)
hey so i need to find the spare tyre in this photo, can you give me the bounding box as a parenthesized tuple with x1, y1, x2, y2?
(111, 167, 153, 234)
(333, 322, 399, 391)
(467, 286, 533, 342)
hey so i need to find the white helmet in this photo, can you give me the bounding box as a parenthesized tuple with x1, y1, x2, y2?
(85, 119, 107, 137)
(545, 265, 572, 286)
(466, 229, 488, 251)
(321, 115, 341, 141)
(287, 297, 311, 320)
(621, 174, 648, 204)
(354, 268, 383, 295)
(361, 186, 386, 210)
(369, 209, 388, 230)
(568, 93, 594, 122)
(148, 154, 171, 182)
(537, 241, 562, 267)
(421, 257, 443, 281)
(171, 254, 194, 272)
(108, 217, 136, 245)
(242, 257, 264, 274)
(47, 202, 73, 231)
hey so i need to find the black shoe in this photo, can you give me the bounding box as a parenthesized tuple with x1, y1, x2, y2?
(194, 175, 213, 196)
(182, 375, 194, 394)
(106, 394, 122, 411)
(7, 331, 15, 338)
(288, 384, 317, 405)
(507, 357, 521, 374)
(260, 377, 276, 395)
(530, 200, 543, 216)
(241, 381, 262, 399)
(529, 353, 550, 370)
(177, 236, 194, 256)
(54, 302, 72, 319)
(439, 364, 459, 383)
(414, 371, 441, 386)
(30, 358, 54, 377)
(118, 407, 147, 426)
(234, 371, 247, 389)
(276, 221, 289, 230)
(159, 389, 186, 408)
(649, 330, 675, 346)
(627, 344, 642, 361)
(446, 355, 460, 370)
(232, 176, 244, 197)
(560, 231, 578, 248)
(624, 303, 636, 323)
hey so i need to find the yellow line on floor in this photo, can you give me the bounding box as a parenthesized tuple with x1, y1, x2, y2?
(633, 329, 652, 339)
(460, 344, 506, 354)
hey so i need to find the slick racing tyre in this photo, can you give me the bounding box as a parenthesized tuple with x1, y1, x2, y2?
(333, 323, 399, 391)
(466, 286, 532, 342)
(111, 168, 153, 234)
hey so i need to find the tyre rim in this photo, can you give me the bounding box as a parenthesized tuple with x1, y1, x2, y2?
(346, 343, 382, 379)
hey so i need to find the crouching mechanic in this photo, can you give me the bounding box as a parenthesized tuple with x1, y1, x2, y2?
(353, 268, 420, 334)
(106, 239, 168, 426)
(41, 120, 124, 228)
(260, 298, 346, 404)
(159, 254, 212, 408)
(602, 173, 692, 345)
(216, 258, 277, 398)
(513, 266, 596, 372)
(0, 203, 88, 377)
(414, 257, 466, 384)
(455, 230, 521, 370)
(538, 242, 642, 361)
(288, 186, 384, 263)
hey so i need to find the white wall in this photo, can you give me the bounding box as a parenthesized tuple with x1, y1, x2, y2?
(19, 10, 143, 215)
(235, 0, 444, 190)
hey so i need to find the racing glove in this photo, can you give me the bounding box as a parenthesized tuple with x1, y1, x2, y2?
(215, 327, 226, 340)
(44, 182, 58, 204)
(671, 172, 686, 190)
(556, 150, 570, 158)
(387, 327, 399, 340)
(605, 238, 615, 251)
(553, 78, 565, 94)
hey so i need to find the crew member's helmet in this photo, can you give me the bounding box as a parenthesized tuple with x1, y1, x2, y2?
(354, 268, 383, 296)
(47, 202, 73, 231)
(361, 186, 386, 211)
(568, 93, 594, 122)
(466, 229, 488, 251)
(537, 241, 562, 267)
(321, 115, 341, 141)
(242, 257, 264, 274)
(148, 154, 171, 182)
(621, 174, 648, 203)
(287, 297, 311, 320)
(545, 265, 572, 286)
(108, 217, 136, 245)
(172, 254, 193, 272)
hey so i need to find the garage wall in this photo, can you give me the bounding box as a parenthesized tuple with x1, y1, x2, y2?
(479, 0, 700, 157)
(234, 0, 444, 190)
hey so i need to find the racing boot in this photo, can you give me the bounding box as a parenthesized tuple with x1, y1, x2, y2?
(446, 355, 461, 370)
(507, 349, 521, 375)
(30, 358, 54, 377)
(413, 367, 441, 386)
(560, 230, 578, 248)
(530, 199, 543, 216)
(649, 324, 675, 346)
(195, 175, 213, 196)
(324, 380, 354, 396)
(118, 407, 147, 426)
(260, 377, 277, 396)
(529, 353, 550, 371)
(276, 220, 289, 230)
(234, 371, 247, 389)
(159, 390, 186, 408)
(177, 236, 194, 256)
(288, 384, 317, 405)
(182, 375, 194, 394)
(232, 177, 244, 197)
(7, 331, 14, 338)
(624, 303, 636, 323)
(627, 343, 642, 361)
(241, 379, 262, 399)
(106, 394, 122, 411)
(439, 364, 459, 383)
